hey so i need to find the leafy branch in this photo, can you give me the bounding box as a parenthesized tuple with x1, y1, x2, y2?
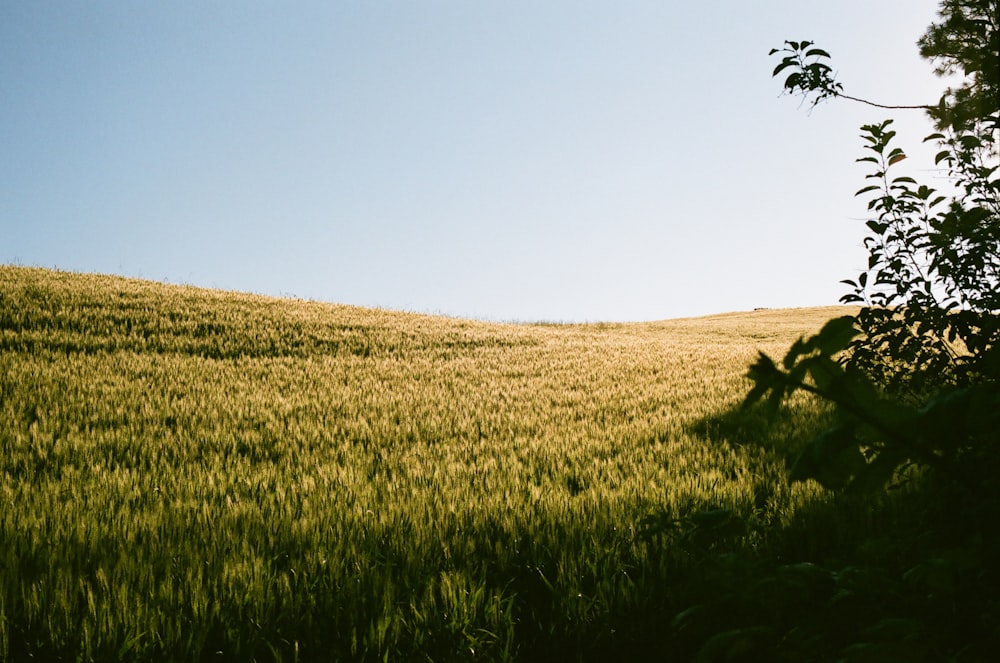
(769, 40, 933, 111)
(753, 20, 1000, 492)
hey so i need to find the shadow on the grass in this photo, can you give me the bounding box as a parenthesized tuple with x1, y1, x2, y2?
(641, 401, 1000, 662)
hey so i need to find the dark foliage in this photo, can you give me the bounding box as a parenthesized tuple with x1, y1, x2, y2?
(723, 1, 1000, 659)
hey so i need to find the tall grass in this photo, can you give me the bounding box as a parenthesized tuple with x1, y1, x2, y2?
(0, 266, 851, 660)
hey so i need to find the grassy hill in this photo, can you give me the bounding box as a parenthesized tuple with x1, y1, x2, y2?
(1, 266, 862, 660)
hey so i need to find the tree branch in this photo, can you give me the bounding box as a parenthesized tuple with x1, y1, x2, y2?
(837, 92, 934, 111)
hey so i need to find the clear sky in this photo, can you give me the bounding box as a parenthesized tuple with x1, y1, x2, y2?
(2, 1, 949, 321)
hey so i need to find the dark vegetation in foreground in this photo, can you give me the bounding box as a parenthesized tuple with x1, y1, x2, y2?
(682, 404, 1000, 662)
(740, 0, 1000, 659)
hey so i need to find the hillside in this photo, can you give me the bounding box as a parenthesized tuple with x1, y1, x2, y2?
(1, 266, 854, 660)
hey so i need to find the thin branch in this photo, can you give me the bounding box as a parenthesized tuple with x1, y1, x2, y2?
(837, 92, 934, 111)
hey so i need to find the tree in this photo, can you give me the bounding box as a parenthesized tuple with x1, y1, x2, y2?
(670, 9, 1000, 657)
(746, 0, 1000, 494)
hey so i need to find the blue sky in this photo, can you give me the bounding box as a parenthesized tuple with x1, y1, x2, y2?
(2, 1, 948, 321)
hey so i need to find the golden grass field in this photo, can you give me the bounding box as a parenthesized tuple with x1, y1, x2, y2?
(0, 265, 854, 660)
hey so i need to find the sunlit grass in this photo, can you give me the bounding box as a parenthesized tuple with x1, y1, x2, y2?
(0, 266, 852, 660)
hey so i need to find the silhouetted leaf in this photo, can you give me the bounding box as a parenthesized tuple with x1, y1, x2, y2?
(805, 48, 831, 58)
(790, 426, 865, 489)
(772, 59, 798, 77)
(811, 316, 858, 356)
(695, 626, 775, 663)
(783, 337, 809, 369)
(848, 446, 906, 493)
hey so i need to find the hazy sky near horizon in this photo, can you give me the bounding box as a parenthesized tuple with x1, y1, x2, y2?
(2, 1, 949, 321)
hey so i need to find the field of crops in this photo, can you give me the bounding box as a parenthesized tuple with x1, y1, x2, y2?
(1, 266, 857, 660)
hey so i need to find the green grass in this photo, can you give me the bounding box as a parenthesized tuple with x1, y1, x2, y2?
(1, 266, 871, 660)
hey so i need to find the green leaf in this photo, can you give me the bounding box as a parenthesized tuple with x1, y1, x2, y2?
(688, 508, 734, 529)
(805, 48, 831, 58)
(789, 426, 865, 489)
(855, 185, 881, 196)
(695, 626, 775, 663)
(848, 447, 906, 493)
(811, 316, 858, 356)
(805, 356, 846, 394)
(783, 337, 809, 369)
(672, 604, 706, 629)
(863, 618, 923, 640)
